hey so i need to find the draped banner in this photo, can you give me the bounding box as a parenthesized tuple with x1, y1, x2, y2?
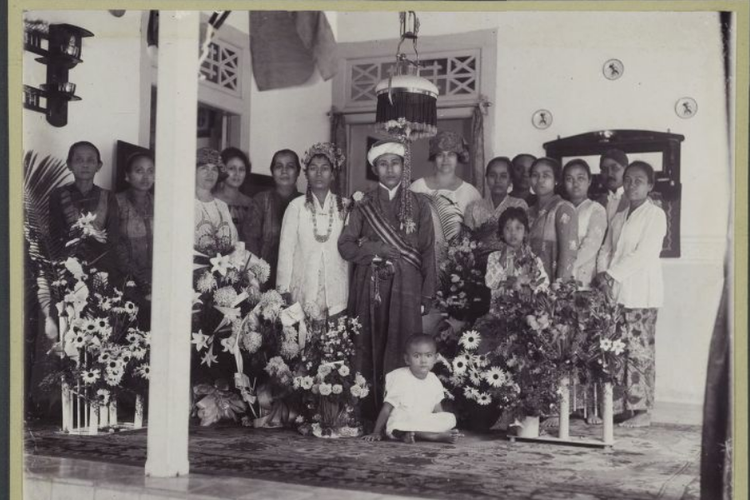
(470, 103, 486, 196)
(249, 11, 339, 91)
(330, 111, 348, 196)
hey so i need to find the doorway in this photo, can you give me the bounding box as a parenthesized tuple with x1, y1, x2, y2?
(347, 118, 472, 193)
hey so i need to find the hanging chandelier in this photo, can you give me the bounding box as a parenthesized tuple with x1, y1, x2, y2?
(375, 12, 438, 142)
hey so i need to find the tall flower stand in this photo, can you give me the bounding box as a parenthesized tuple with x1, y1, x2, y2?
(508, 378, 614, 448)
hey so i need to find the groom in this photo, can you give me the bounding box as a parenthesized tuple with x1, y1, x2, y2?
(338, 139, 436, 420)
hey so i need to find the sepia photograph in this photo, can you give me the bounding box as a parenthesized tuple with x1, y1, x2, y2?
(14, 3, 745, 499)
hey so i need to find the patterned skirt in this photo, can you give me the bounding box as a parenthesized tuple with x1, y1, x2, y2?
(616, 307, 659, 412)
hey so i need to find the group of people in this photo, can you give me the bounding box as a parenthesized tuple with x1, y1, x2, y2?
(49, 129, 665, 442)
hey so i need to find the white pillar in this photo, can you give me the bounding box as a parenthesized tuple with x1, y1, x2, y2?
(558, 376, 570, 440)
(145, 11, 199, 477)
(602, 382, 614, 445)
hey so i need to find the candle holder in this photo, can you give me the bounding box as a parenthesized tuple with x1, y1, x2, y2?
(23, 22, 93, 127)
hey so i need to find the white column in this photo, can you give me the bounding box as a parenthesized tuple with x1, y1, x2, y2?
(558, 376, 570, 440)
(145, 11, 199, 477)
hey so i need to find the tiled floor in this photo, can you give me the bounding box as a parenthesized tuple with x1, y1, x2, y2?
(25, 455, 418, 500)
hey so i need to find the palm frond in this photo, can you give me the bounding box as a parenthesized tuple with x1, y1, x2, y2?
(23, 151, 71, 316)
(424, 193, 464, 243)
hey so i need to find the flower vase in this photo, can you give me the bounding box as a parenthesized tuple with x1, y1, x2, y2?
(602, 382, 614, 445)
(99, 402, 110, 428)
(319, 397, 345, 430)
(515, 416, 540, 438)
(558, 376, 570, 440)
(88, 405, 99, 436)
(134, 394, 144, 429)
(61, 381, 72, 432)
(109, 400, 118, 427)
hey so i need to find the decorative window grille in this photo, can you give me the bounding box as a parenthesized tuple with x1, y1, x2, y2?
(200, 38, 241, 97)
(347, 49, 480, 108)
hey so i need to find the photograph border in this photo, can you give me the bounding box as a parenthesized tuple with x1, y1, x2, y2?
(6, 1, 748, 499)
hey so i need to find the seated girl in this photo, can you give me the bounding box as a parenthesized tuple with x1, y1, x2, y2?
(363, 334, 461, 444)
(485, 207, 549, 310)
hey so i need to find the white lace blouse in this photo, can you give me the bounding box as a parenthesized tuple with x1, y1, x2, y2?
(276, 192, 349, 317)
(409, 177, 482, 216)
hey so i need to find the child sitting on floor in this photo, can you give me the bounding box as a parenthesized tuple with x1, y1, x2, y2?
(362, 334, 461, 444)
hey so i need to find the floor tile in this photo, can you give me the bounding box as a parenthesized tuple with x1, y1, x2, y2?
(50, 481, 95, 500)
(24, 478, 53, 500)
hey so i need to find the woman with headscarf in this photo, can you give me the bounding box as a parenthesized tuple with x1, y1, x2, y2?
(276, 142, 349, 321)
(194, 147, 238, 255)
(339, 139, 436, 420)
(213, 147, 255, 242)
(409, 130, 482, 272)
(243, 149, 302, 289)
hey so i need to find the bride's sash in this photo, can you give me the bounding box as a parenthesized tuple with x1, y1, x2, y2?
(359, 200, 421, 271)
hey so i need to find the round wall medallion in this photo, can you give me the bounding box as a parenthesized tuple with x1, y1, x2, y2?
(603, 59, 624, 80)
(675, 97, 698, 119)
(532, 109, 553, 129)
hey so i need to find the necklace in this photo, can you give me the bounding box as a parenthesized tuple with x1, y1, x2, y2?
(311, 196, 335, 243)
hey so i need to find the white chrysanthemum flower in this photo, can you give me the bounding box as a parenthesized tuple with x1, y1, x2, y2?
(338, 365, 350, 377)
(280, 340, 300, 359)
(459, 330, 481, 350)
(131, 346, 147, 360)
(318, 364, 332, 378)
(449, 374, 465, 387)
(599, 339, 613, 351)
(468, 369, 482, 386)
(484, 367, 509, 388)
(473, 353, 490, 368)
(136, 364, 150, 380)
(452, 355, 469, 375)
(248, 259, 271, 285)
(213, 286, 239, 307)
(301, 376, 314, 390)
(463, 386, 477, 400)
(81, 318, 99, 336)
(97, 351, 112, 364)
(81, 369, 100, 384)
(97, 388, 111, 402)
(123, 301, 138, 316)
(355, 373, 367, 386)
(197, 272, 218, 293)
(359, 386, 370, 399)
(318, 383, 332, 396)
(241, 330, 263, 354)
(331, 384, 343, 395)
(611, 339, 625, 355)
(476, 392, 492, 406)
(224, 268, 241, 285)
(105, 371, 123, 387)
(350, 385, 363, 398)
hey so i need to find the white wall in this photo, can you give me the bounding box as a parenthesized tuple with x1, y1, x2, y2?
(23, 11, 148, 190)
(337, 11, 731, 407)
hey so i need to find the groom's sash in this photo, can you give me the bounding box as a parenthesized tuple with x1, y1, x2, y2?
(359, 201, 421, 271)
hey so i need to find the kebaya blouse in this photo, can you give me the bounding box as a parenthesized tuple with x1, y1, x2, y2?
(572, 199, 607, 288)
(276, 192, 349, 317)
(527, 195, 579, 281)
(596, 198, 666, 309)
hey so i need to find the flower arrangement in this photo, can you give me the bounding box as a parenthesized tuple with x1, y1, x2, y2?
(44, 214, 151, 423)
(190, 242, 305, 426)
(435, 230, 492, 321)
(293, 316, 369, 438)
(437, 330, 520, 428)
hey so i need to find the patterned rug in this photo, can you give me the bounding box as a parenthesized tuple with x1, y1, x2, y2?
(25, 420, 700, 500)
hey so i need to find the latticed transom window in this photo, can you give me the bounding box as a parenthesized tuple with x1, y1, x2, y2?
(200, 38, 241, 97)
(347, 49, 480, 108)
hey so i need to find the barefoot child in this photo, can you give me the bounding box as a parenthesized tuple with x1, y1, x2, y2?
(362, 334, 460, 444)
